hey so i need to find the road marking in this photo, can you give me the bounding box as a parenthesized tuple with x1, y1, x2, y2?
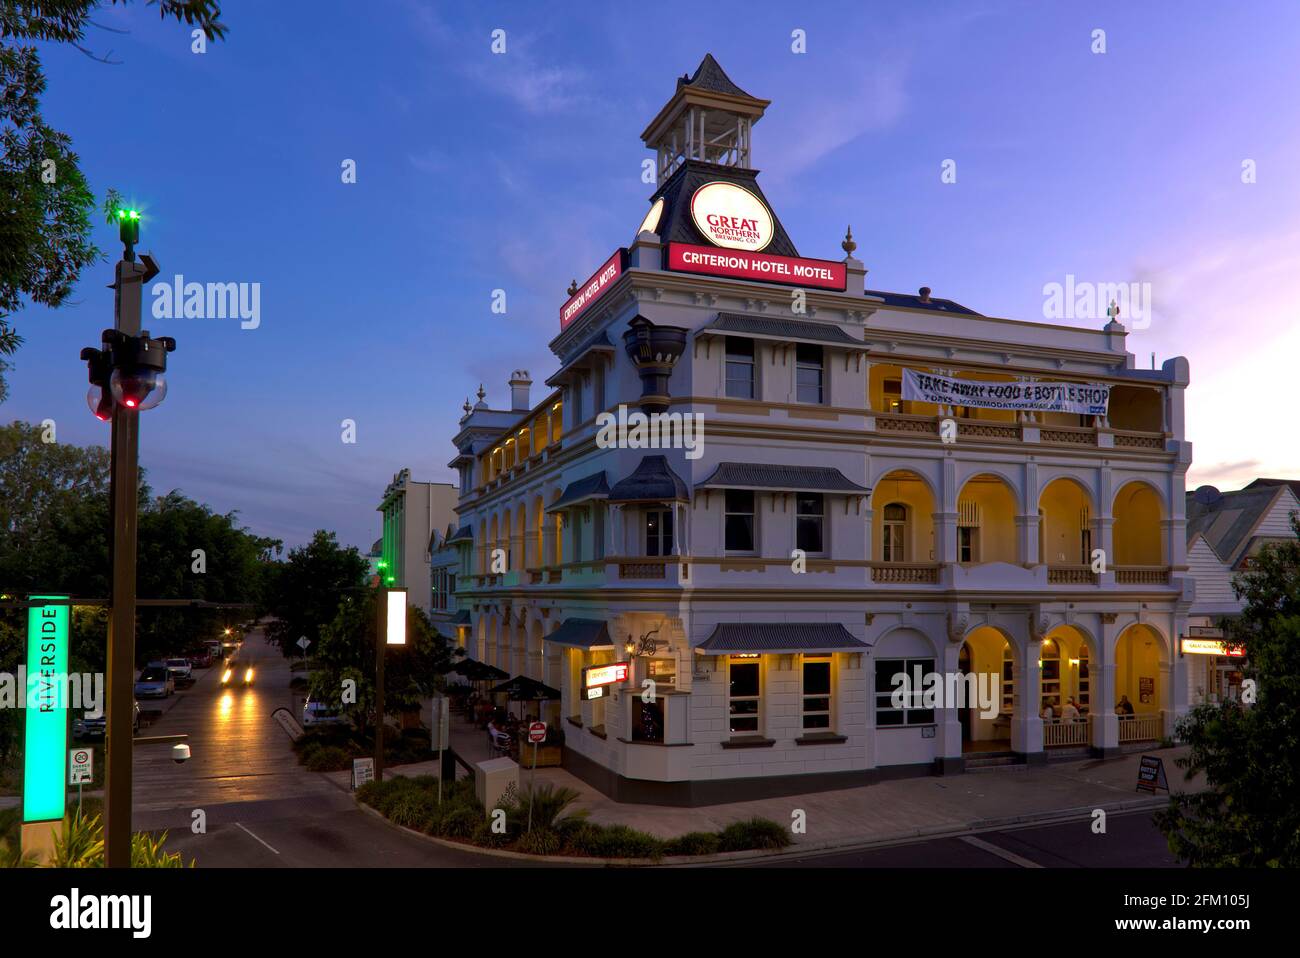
(235, 821, 280, 855)
(960, 834, 1043, 868)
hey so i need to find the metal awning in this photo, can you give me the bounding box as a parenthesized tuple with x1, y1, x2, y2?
(698, 312, 867, 350)
(546, 471, 610, 512)
(696, 462, 868, 494)
(608, 455, 690, 503)
(546, 330, 616, 387)
(446, 524, 473, 544)
(543, 617, 614, 650)
(695, 622, 869, 655)
(450, 609, 471, 625)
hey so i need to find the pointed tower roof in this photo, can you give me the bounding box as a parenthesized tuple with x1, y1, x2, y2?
(640, 54, 770, 159)
(676, 53, 756, 98)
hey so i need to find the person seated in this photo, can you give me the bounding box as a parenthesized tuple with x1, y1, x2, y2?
(1041, 702, 1055, 720)
(1062, 697, 1080, 720)
(1115, 694, 1135, 716)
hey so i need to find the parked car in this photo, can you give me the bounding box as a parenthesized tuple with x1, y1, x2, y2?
(134, 666, 174, 699)
(164, 657, 193, 682)
(73, 701, 140, 738)
(221, 660, 254, 687)
(204, 640, 226, 660)
(303, 697, 346, 727)
(186, 648, 213, 669)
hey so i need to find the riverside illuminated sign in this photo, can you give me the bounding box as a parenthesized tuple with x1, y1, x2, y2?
(666, 242, 848, 291)
(24, 596, 69, 823)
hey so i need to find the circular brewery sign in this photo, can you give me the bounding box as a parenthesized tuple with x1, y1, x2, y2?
(690, 181, 774, 252)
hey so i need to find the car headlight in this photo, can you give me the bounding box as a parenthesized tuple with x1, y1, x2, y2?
(222, 669, 232, 683)
(244, 668, 254, 682)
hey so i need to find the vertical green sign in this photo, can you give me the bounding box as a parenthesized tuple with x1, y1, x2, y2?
(24, 596, 69, 823)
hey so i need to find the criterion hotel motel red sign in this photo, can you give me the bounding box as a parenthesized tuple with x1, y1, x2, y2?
(666, 242, 847, 291)
(560, 249, 627, 330)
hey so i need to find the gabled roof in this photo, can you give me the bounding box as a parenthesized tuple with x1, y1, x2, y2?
(1186, 483, 1295, 567)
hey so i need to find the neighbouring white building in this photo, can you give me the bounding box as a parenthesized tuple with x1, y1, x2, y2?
(1182, 478, 1300, 705)
(443, 56, 1200, 804)
(376, 468, 458, 616)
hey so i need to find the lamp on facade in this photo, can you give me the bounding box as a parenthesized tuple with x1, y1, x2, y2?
(625, 627, 661, 658)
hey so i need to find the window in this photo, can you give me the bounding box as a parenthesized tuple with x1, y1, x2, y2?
(725, 337, 755, 399)
(1040, 639, 1061, 713)
(724, 490, 755, 552)
(592, 506, 605, 561)
(1002, 646, 1015, 713)
(882, 503, 907, 562)
(593, 365, 606, 414)
(874, 658, 936, 726)
(957, 499, 979, 563)
(644, 509, 674, 556)
(883, 378, 902, 413)
(728, 657, 761, 733)
(1080, 505, 1092, 565)
(1077, 647, 1090, 711)
(802, 656, 832, 730)
(795, 344, 824, 404)
(796, 493, 824, 554)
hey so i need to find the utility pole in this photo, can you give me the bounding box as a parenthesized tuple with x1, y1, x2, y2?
(374, 588, 386, 784)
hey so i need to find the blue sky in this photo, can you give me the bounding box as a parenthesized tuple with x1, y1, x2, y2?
(6, 0, 1299, 551)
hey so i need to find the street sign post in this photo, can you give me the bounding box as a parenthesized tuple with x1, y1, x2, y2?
(351, 757, 374, 790)
(526, 722, 546, 833)
(69, 747, 93, 814)
(296, 636, 310, 653)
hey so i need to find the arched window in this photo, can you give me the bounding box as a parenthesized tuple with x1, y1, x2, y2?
(882, 503, 907, 562)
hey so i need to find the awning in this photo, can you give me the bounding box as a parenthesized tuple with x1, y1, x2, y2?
(695, 622, 869, 655)
(543, 617, 614, 650)
(450, 609, 471, 625)
(446, 524, 473, 544)
(488, 675, 561, 701)
(546, 330, 616, 387)
(698, 312, 867, 350)
(608, 455, 690, 503)
(546, 471, 610, 512)
(696, 462, 868, 494)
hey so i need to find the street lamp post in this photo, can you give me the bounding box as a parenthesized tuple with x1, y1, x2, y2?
(81, 207, 176, 868)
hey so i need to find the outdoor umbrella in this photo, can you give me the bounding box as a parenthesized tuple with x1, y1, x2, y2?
(487, 675, 561, 719)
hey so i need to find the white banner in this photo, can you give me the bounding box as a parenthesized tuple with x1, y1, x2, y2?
(902, 369, 1110, 416)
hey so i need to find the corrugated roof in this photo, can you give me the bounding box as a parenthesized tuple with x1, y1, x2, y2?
(548, 471, 610, 511)
(447, 524, 473, 544)
(696, 622, 869, 654)
(866, 289, 981, 315)
(608, 455, 690, 502)
(697, 462, 869, 493)
(706, 312, 865, 348)
(1185, 484, 1285, 565)
(543, 618, 614, 650)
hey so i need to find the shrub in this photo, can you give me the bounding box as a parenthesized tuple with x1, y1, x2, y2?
(516, 828, 562, 856)
(471, 820, 511, 848)
(436, 806, 479, 839)
(505, 783, 586, 833)
(565, 823, 664, 860)
(388, 792, 440, 831)
(663, 831, 721, 856)
(717, 817, 791, 852)
(304, 746, 351, 772)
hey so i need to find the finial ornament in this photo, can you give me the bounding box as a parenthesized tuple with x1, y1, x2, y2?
(462, 397, 472, 414)
(567, 279, 579, 296)
(841, 225, 857, 256)
(477, 384, 486, 401)
(1106, 298, 1120, 322)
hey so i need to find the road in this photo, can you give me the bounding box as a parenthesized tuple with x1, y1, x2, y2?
(132, 627, 517, 867)
(744, 808, 1181, 868)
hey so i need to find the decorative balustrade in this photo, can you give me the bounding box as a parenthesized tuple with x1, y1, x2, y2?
(1115, 566, 1171, 585)
(1044, 719, 1089, 747)
(870, 562, 941, 584)
(1113, 431, 1166, 450)
(1118, 713, 1162, 743)
(1040, 426, 1097, 445)
(958, 421, 1021, 441)
(619, 560, 668, 580)
(1047, 565, 1098, 585)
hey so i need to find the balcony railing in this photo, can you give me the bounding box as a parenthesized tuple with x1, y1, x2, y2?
(1113, 431, 1166, 450)
(1118, 713, 1162, 743)
(874, 413, 1166, 452)
(958, 420, 1021, 441)
(1044, 718, 1089, 747)
(1047, 565, 1098, 585)
(1115, 566, 1171, 585)
(870, 562, 941, 584)
(619, 560, 668, 580)
(1039, 425, 1096, 446)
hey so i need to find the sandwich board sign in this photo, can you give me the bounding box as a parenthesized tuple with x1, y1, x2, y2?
(1136, 755, 1169, 793)
(351, 757, 374, 790)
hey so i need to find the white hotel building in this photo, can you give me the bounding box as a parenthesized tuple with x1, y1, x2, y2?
(445, 57, 1197, 804)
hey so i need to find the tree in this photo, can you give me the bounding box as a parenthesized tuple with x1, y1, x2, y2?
(309, 589, 452, 735)
(0, 1, 227, 399)
(1156, 511, 1300, 866)
(263, 530, 368, 658)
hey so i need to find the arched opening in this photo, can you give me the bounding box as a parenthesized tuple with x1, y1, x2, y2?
(501, 508, 513, 572)
(516, 505, 527, 572)
(532, 495, 545, 570)
(956, 473, 1018, 564)
(959, 626, 1014, 754)
(488, 515, 500, 574)
(1114, 624, 1165, 743)
(1113, 482, 1165, 567)
(1039, 477, 1095, 568)
(872, 471, 936, 564)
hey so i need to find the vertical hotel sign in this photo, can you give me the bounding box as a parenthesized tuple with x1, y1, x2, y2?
(24, 596, 69, 823)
